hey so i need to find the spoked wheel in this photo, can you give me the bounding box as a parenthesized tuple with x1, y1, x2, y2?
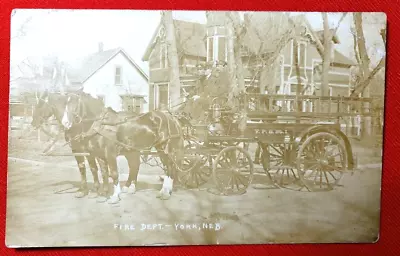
(261, 143, 301, 190)
(212, 146, 254, 196)
(297, 132, 347, 192)
(177, 144, 212, 188)
(234, 141, 250, 151)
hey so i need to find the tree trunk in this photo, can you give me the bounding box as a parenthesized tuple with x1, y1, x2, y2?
(292, 39, 302, 114)
(162, 11, 181, 111)
(321, 13, 332, 97)
(234, 42, 245, 94)
(226, 12, 238, 97)
(226, 12, 246, 98)
(353, 12, 372, 138)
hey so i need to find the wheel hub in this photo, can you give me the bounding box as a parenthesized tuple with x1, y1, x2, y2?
(318, 158, 329, 165)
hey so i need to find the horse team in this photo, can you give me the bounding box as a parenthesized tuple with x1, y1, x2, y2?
(31, 90, 185, 204)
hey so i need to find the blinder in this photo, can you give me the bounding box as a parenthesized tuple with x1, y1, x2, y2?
(67, 94, 86, 125)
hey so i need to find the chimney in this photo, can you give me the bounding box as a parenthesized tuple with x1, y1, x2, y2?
(98, 42, 104, 52)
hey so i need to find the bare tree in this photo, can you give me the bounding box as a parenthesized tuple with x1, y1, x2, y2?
(308, 13, 348, 96)
(10, 10, 33, 41)
(226, 11, 246, 96)
(350, 13, 386, 97)
(347, 12, 386, 139)
(244, 12, 298, 95)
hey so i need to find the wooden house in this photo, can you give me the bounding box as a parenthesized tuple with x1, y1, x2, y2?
(10, 44, 149, 116)
(142, 12, 356, 111)
(66, 44, 149, 113)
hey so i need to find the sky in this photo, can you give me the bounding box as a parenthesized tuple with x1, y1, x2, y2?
(10, 9, 386, 77)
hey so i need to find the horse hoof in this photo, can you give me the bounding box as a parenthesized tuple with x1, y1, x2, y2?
(160, 193, 171, 200)
(107, 196, 120, 204)
(87, 192, 98, 199)
(96, 196, 108, 203)
(121, 186, 129, 193)
(127, 184, 136, 194)
(157, 191, 171, 200)
(75, 191, 87, 198)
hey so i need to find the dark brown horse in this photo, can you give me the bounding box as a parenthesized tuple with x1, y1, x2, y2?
(61, 91, 184, 201)
(115, 109, 185, 199)
(31, 90, 102, 199)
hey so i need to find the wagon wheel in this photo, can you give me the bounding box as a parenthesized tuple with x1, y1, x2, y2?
(261, 143, 302, 190)
(296, 132, 347, 192)
(212, 146, 254, 195)
(233, 141, 250, 151)
(177, 142, 212, 189)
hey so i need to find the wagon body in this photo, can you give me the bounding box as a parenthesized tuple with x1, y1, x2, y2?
(176, 93, 377, 195)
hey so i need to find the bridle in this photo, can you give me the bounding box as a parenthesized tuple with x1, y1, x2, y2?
(65, 93, 85, 125)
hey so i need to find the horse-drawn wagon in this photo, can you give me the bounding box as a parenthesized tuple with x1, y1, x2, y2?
(30, 87, 376, 201)
(174, 93, 375, 195)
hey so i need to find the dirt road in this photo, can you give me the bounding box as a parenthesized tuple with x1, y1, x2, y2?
(6, 156, 382, 247)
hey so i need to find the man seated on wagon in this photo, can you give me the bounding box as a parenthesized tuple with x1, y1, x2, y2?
(178, 62, 234, 123)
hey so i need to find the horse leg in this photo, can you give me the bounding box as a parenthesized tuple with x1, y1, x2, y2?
(156, 151, 172, 200)
(86, 156, 101, 198)
(106, 149, 121, 204)
(73, 155, 89, 198)
(121, 151, 140, 194)
(170, 137, 184, 191)
(96, 157, 110, 203)
(156, 142, 181, 200)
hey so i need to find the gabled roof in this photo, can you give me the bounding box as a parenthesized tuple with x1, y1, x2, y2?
(142, 19, 206, 61)
(142, 13, 355, 67)
(68, 47, 149, 84)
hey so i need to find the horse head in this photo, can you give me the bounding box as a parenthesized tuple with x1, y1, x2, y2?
(61, 91, 104, 130)
(31, 89, 67, 129)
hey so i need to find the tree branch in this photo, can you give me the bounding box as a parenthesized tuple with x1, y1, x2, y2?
(332, 13, 348, 37)
(350, 56, 385, 97)
(351, 28, 361, 65)
(310, 13, 347, 60)
(354, 12, 370, 76)
(11, 16, 32, 40)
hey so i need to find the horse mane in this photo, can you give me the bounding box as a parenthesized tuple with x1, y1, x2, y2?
(45, 92, 69, 111)
(78, 92, 105, 118)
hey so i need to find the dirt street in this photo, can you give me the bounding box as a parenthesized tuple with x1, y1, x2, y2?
(6, 155, 382, 247)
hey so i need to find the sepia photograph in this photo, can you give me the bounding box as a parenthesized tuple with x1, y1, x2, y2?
(6, 9, 386, 247)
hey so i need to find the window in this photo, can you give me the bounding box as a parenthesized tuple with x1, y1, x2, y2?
(206, 26, 227, 64)
(292, 41, 307, 67)
(160, 43, 168, 69)
(115, 66, 122, 85)
(157, 84, 169, 109)
(218, 37, 227, 62)
(207, 37, 214, 62)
